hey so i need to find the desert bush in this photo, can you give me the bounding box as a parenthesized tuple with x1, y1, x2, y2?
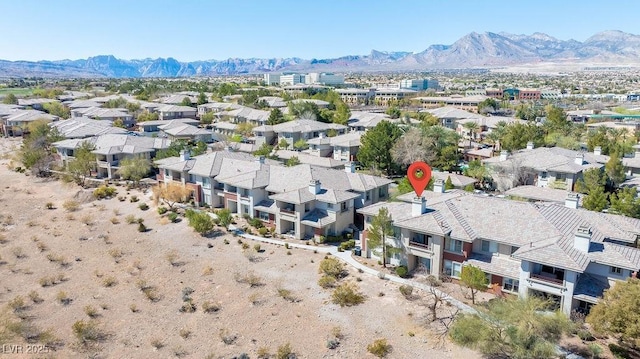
(11, 247, 26, 259)
(150, 338, 164, 349)
(138, 203, 149, 211)
(36, 242, 48, 252)
(28, 291, 43, 304)
(72, 320, 106, 344)
(276, 343, 295, 359)
(202, 266, 213, 275)
(108, 248, 124, 262)
(399, 285, 414, 298)
(179, 328, 191, 339)
(339, 239, 356, 251)
(129, 303, 139, 313)
(257, 347, 271, 359)
(248, 217, 263, 228)
(0, 234, 7, 244)
(182, 287, 195, 301)
(318, 275, 337, 289)
(179, 300, 196, 313)
(242, 242, 250, 250)
(84, 305, 99, 318)
(110, 217, 120, 224)
(219, 328, 237, 345)
(137, 222, 147, 232)
(253, 244, 262, 252)
(332, 283, 365, 307)
(80, 214, 94, 226)
(248, 292, 264, 306)
(142, 287, 161, 302)
(286, 250, 292, 255)
(377, 272, 386, 280)
(62, 200, 80, 212)
(258, 227, 268, 237)
(165, 250, 181, 266)
(367, 338, 392, 358)
(45, 202, 55, 209)
(202, 301, 221, 313)
(284, 242, 290, 249)
(277, 287, 300, 303)
(234, 271, 264, 287)
(8, 296, 27, 312)
(157, 207, 168, 215)
(56, 291, 72, 305)
(425, 275, 442, 287)
(93, 185, 116, 199)
(102, 276, 118, 287)
(319, 257, 346, 279)
(577, 329, 595, 341)
(129, 195, 139, 203)
(125, 214, 136, 224)
(395, 266, 409, 278)
(117, 196, 126, 202)
(167, 212, 179, 223)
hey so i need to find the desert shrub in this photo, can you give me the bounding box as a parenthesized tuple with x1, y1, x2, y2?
(377, 272, 386, 280)
(276, 342, 295, 359)
(577, 329, 595, 341)
(319, 257, 346, 279)
(277, 287, 300, 303)
(72, 320, 106, 344)
(117, 196, 126, 202)
(11, 247, 26, 259)
(367, 338, 392, 358)
(248, 217, 263, 228)
(108, 248, 124, 262)
(138, 222, 147, 232)
(84, 305, 99, 318)
(327, 338, 340, 349)
(8, 296, 27, 312)
(332, 283, 365, 307)
(165, 250, 181, 266)
(129, 195, 139, 203)
(157, 207, 168, 215)
(125, 214, 136, 224)
(257, 347, 271, 359)
(241, 242, 250, 250)
(168, 212, 179, 222)
(202, 301, 221, 313)
(28, 291, 43, 304)
(45, 202, 55, 209)
(219, 328, 237, 345)
(102, 276, 118, 287)
(179, 328, 191, 339)
(110, 217, 120, 224)
(138, 203, 149, 211)
(150, 338, 164, 349)
(395, 266, 409, 278)
(56, 291, 72, 305)
(142, 287, 161, 302)
(234, 271, 264, 287)
(399, 285, 414, 298)
(339, 239, 356, 251)
(426, 275, 442, 287)
(93, 185, 116, 199)
(318, 275, 337, 289)
(587, 343, 602, 358)
(179, 300, 196, 313)
(253, 244, 262, 252)
(129, 303, 139, 313)
(62, 200, 80, 212)
(258, 227, 268, 236)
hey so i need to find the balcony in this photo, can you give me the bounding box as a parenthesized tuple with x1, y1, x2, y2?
(97, 160, 119, 167)
(530, 273, 564, 286)
(409, 240, 433, 252)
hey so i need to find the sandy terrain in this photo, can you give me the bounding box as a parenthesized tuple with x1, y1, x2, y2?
(0, 138, 481, 359)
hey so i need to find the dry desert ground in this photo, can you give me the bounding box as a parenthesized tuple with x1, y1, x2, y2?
(0, 138, 481, 359)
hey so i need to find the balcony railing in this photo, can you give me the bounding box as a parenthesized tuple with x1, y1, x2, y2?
(530, 273, 564, 286)
(409, 240, 433, 252)
(281, 208, 295, 214)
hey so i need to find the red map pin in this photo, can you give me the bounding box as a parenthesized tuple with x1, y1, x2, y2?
(407, 161, 432, 197)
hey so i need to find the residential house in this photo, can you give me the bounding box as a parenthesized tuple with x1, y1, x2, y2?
(275, 150, 345, 169)
(197, 102, 242, 117)
(425, 106, 484, 129)
(137, 118, 200, 136)
(159, 94, 198, 105)
(160, 123, 213, 143)
(156, 105, 197, 121)
(53, 134, 171, 179)
(483, 147, 610, 191)
(346, 111, 392, 132)
(257, 96, 287, 108)
(17, 98, 59, 111)
(269, 120, 347, 149)
(2, 110, 58, 136)
(431, 171, 476, 189)
(623, 143, 640, 177)
(357, 186, 640, 315)
(71, 107, 134, 127)
(51, 117, 128, 139)
(289, 98, 330, 109)
(309, 131, 364, 162)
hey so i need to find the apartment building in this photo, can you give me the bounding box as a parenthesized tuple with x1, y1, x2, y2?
(156, 151, 393, 239)
(400, 78, 439, 91)
(357, 184, 640, 315)
(336, 89, 376, 105)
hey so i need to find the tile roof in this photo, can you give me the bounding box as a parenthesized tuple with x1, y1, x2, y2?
(484, 147, 609, 173)
(466, 253, 521, 279)
(270, 119, 346, 133)
(505, 186, 578, 204)
(51, 117, 128, 138)
(301, 209, 336, 228)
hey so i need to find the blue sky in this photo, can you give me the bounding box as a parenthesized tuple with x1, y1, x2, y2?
(1, 0, 639, 61)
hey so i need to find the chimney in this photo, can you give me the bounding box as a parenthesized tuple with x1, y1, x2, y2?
(412, 196, 426, 217)
(433, 179, 445, 193)
(574, 153, 585, 165)
(526, 141, 534, 150)
(565, 193, 579, 209)
(499, 150, 508, 161)
(308, 180, 321, 195)
(179, 150, 190, 161)
(594, 146, 602, 156)
(256, 156, 265, 164)
(344, 161, 355, 173)
(574, 225, 592, 252)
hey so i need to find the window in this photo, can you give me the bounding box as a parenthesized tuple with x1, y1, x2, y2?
(365, 216, 371, 224)
(610, 266, 622, 275)
(327, 203, 334, 210)
(258, 211, 269, 221)
(481, 240, 499, 253)
(503, 278, 519, 293)
(341, 202, 348, 212)
(365, 191, 371, 201)
(202, 177, 211, 189)
(392, 226, 401, 239)
(541, 171, 548, 179)
(444, 260, 462, 278)
(378, 187, 387, 198)
(164, 169, 169, 176)
(445, 238, 463, 253)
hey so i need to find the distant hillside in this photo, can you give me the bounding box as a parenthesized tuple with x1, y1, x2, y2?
(1, 30, 639, 78)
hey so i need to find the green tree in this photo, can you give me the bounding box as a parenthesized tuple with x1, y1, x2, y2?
(326, 129, 338, 137)
(396, 177, 414, 195)
(463, 160, 489, 189)
(367, 207, 395, 268)
(478, 98, 499, 113)
(462, 121, 479, 148)
(19, 120, 64, 176)
(587, 278, 640, 348)
(199, 112, 214, 125)
(582, 186, 608, 212)
(197, 92, 208, 105)
(185, 210, 215, 235)
(180, 97, 193, 107)
(42, 102, 70, 119)
(267, 108, 285, 125)
(118, 157, 151, 187)
(253, 143, 273, 157)
(136, 111, 159, 122)
(575, 168, 606, 194)
(285, 156, 300, 167)
(605, 153, 626, 188)
(333, 102, 350, 125)
(2, 93, 18, 104)
(444, 176, 455, 190)
(293, 139, 308, 151)
(459, 265, 487, 304)
(113, 119, 125, 128)
(609, 187, 640, 218)
(64, 142, 96, 186)
(216, 208, 232, 229)
(358, 121, 402, 175)
(385, 106, 401, 119)
(278, 138, 289, 150)
(543, 105, 570, 135)
(500, 122, 545, 152)
(450, 296, 574, 359)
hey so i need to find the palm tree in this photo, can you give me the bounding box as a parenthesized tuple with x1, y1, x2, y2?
(463, 121, 480, 149)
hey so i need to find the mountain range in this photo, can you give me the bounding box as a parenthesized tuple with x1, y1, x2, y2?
(1, 30, 639, 78)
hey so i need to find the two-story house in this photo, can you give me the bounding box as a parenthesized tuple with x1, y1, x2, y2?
(357, 182, 640, 316)
(307, 131, 364, 162)
(51, 117, 128, 139)
(155, 105, 197, 121)
(270, 120, 347, 149)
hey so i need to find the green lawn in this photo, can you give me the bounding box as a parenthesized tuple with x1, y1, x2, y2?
(0, 88, 33, 96)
